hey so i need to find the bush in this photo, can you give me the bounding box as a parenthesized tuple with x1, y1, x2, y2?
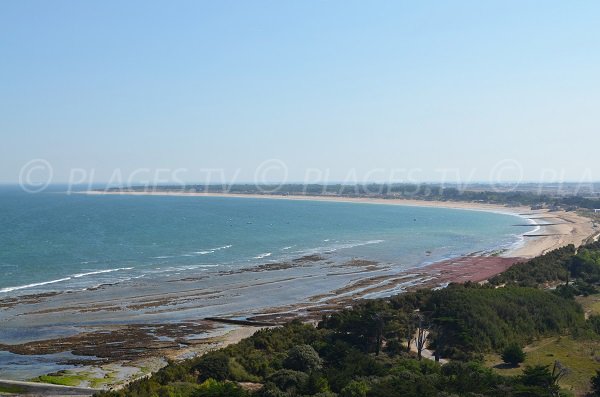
(194, 379, 247, 397)
(589, 315, 600, 335)
(304, 371, 331, 395)
(520, 365, 558, 394)
(267, 369, 309, 392)
(340, 380, 369, 397)
(501, 343, 526, 367)
(227, 358, 260, 382)
(255, 383, 287, 397)
(283, 344, 323, 372)
(193, 352, 230, 382)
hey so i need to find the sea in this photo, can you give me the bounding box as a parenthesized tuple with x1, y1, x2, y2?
(0, 185, 530, 298)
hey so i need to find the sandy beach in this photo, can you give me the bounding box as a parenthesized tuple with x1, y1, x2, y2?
(85, 190, 598, 259)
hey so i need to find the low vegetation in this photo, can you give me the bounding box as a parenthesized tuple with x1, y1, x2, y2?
(486, 336, 600, 395)
(95, 241, 600, 397)
(0, 384, 25, 394)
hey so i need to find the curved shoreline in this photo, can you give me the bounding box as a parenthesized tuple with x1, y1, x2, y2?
(83, 190, 596, 259)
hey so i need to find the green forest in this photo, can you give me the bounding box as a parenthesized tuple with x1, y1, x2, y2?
(96, 241, 600, 397)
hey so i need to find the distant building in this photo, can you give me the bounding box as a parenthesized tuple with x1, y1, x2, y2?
(595, 209, 600, 213)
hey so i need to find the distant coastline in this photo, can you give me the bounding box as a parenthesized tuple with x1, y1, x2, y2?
(84, 190, 597, 259)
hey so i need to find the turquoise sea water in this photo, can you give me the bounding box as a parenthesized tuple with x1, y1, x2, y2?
(0, 186, 527, 297)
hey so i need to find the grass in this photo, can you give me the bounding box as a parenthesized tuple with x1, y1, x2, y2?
(577, 294, 600, 318)
(88, 371, 118, 389)
(33, 368, 118, 388)
(485, 336, 600, 396)
(0, 384, 25, 394)
(481, 294, 600, 396)
(35, 371, 87, 387)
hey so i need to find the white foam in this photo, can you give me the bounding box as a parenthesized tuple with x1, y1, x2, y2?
(254, 252, 272, 259)
(0, 267, 136, 293)
(305, 239, 385, 254)
(72, 267, 133, 278)
(191, 244, 233, 256)
(505, 215, 543, 254)
(0, 277, 73, 293)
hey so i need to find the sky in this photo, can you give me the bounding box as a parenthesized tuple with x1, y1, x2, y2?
(1, 1, 599, 185)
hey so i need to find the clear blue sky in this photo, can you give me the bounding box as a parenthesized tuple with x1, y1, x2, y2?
(1, 1, 599, 184)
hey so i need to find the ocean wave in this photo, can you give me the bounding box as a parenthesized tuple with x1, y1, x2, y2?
(174, 264, 220, 271)
(254, 252, 272, 259)
(191, 245, 233, 256)
(153, 245, 234, 259)
(72, 267, 134, 278)
(297, 239, 385, 255)
(143, 263, 222, 275)
(331, 239, 385, 251)
(0, 267, 135, 294)
(0, 277, 73, 293)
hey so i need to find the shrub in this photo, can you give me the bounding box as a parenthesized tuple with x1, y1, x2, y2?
(501, 343, 526, 367)
(283, 344, 323, 372)
(226, 358, 260, 382)
(255, 383, 287, 397)
(267, 369, 309, 392)
(340, 380, 369, 397)
(193, 352, 230, 382)
(304, 371, 331, 395)
(589, 315, 600, 335)
(194, 379, 247, 397)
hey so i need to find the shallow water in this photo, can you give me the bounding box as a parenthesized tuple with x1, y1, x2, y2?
(0, 350, 95, 379)
(0, 186, 526, 297)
